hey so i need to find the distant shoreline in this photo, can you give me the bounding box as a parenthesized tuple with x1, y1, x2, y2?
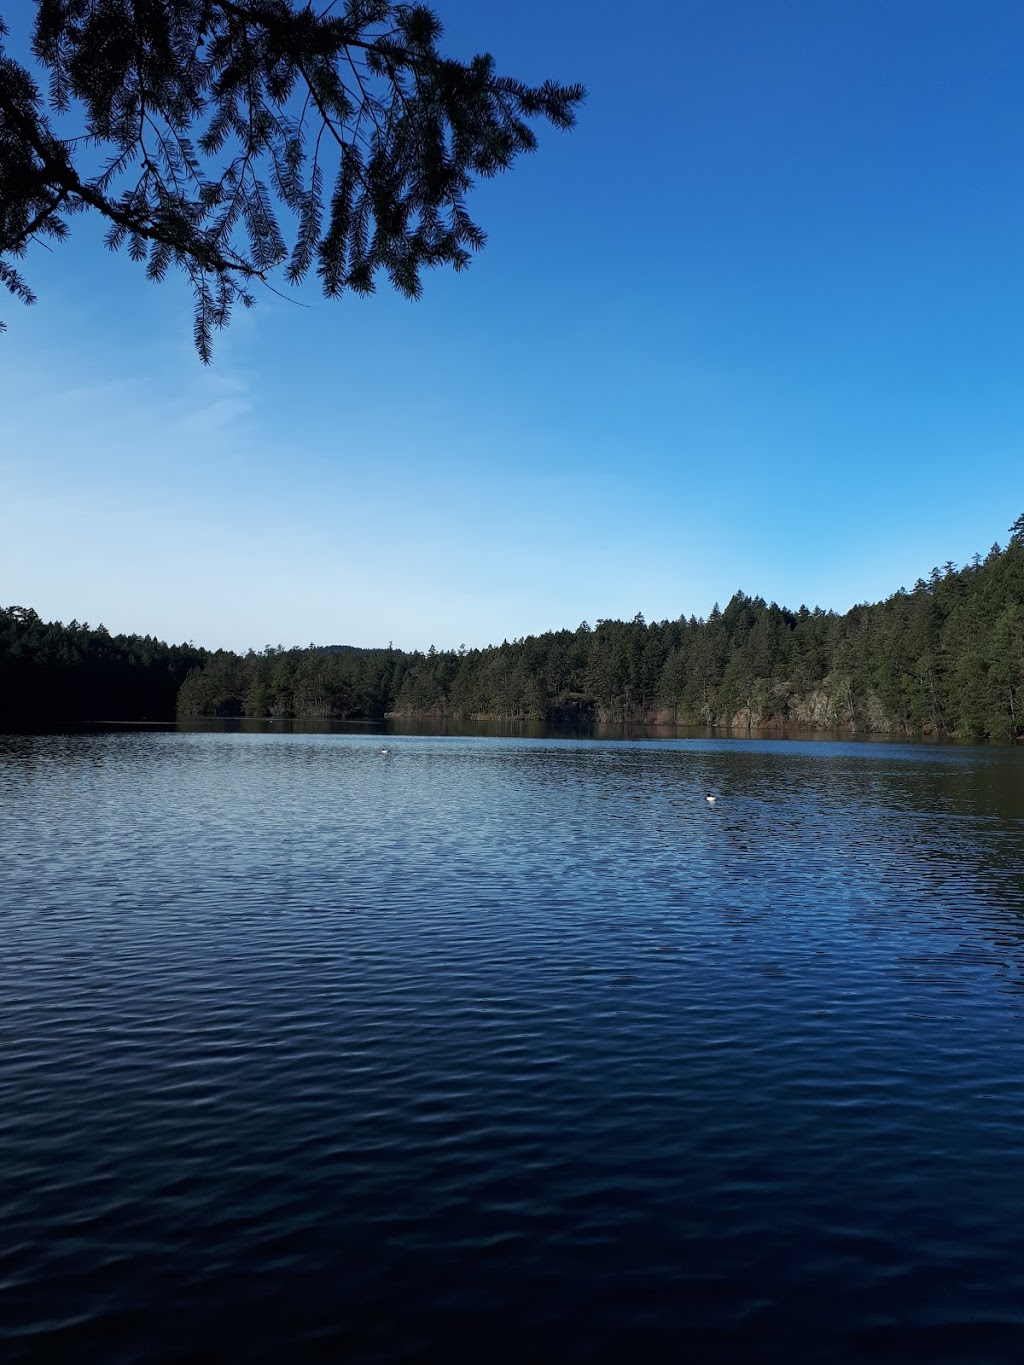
(5, 522, 1023, 743)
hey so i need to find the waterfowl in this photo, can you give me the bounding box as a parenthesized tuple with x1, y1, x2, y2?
(379, 746, 391, 756)
(705, 792, 716, 804)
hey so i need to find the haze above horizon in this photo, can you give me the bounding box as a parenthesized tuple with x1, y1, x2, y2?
(3, 0, 1022, 654)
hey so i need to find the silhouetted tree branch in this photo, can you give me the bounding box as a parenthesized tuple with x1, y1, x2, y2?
(0, 2, 584, 357)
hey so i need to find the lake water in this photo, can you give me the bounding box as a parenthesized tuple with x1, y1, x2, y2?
(2, 730, 1023, 1362)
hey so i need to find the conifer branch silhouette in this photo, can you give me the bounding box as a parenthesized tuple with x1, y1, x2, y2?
(0, 2, 584, 357)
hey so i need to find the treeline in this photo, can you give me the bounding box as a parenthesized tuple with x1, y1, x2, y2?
(0, 606, 207, 723)
(174, 517, 1024, 741)
(3, 517, 1022, 738)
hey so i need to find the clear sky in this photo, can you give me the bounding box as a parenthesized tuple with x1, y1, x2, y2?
(3, 0, 1022, 652)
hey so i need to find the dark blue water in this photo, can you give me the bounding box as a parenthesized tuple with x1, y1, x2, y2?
(2, 731, 1023, 1362)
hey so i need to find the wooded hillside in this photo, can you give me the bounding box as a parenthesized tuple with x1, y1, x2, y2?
(4, 517, 1022, 739)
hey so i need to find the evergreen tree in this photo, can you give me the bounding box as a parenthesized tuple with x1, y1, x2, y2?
(0, 0, 584, 356)
(4, 515, 1023, 739)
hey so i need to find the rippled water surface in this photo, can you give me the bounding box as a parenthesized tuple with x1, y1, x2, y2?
(2, 731, 1023, 1361)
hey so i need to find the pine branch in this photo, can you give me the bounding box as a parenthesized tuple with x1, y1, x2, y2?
(2, 0, 584, 356)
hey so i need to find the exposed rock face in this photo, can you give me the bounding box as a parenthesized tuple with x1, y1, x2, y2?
(784, 688, 832, 728)
(723, 680, 899, 735)
(581, 674, 917, 735)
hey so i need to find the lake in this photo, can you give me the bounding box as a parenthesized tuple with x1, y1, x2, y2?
(2, 729, 1023, 1361)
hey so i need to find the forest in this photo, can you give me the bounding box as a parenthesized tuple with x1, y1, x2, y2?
(0, 607, 206, 724)
(3, 517, 1023, 740)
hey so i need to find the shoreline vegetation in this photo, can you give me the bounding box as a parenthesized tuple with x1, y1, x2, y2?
(3, 519, 1022, 741)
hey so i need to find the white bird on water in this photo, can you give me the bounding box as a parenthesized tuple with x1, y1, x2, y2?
(379, 746, 391, 756)
(705, 792, 716, 805)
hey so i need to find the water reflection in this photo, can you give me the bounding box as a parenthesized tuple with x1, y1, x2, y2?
(1, 730, 1024, 1361)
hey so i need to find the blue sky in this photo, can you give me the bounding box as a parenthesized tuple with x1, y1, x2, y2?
(2, 0, 1022, 651)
